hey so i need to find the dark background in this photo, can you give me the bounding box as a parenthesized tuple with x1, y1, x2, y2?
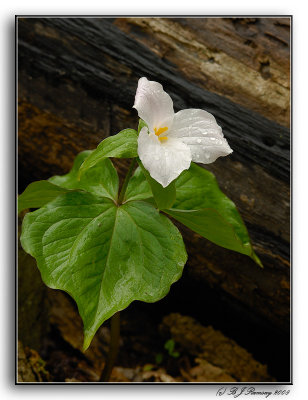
(17, 17, 290, 383)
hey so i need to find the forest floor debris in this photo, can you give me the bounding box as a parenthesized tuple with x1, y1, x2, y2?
(18, 291, 274, 383)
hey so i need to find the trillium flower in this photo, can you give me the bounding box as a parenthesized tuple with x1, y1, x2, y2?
(133, 77, 233, 188)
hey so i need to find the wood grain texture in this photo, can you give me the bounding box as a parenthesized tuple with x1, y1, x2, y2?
(161, 313, 274, 382)
(17, 17, 290, 340)
(114, 17, 290, 127)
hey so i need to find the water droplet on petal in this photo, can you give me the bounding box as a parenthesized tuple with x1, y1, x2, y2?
(210, 137, 216, 141)
(197, 138, 202, 144)
(202, 132, 207, 135)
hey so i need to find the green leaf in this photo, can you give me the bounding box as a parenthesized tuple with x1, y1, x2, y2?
(49, 150, 119, 201)
(143, 364, 154, 372)
(164, 339, 175, 354)
(137, 160, 176, 210)
(79, 129, 138, 176)
(164, 339, 180, 358)
(18, 181, 70, 214)
(124, 167, 153, 203)
(166, 163, 262, 267)
(20, 193, 187, 350)
(49, 150, 93, 187)
(138, 119, 148, 134)
(18, 150, 119, 214)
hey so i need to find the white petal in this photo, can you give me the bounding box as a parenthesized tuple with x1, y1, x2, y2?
(133, 77, 174, 132)
(168, 109, 232, 164)
(137, 127, 191, 188)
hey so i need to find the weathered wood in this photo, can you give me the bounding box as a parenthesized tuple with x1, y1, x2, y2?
(115, 17, 290, 127)
(17, 17, 290, 347)
(161, 313, 274, 382)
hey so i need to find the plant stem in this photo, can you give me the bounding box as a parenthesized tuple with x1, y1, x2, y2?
(99, 160, 136, 381)
(100, 312, 121, 382)
(117, 158, 137, 204)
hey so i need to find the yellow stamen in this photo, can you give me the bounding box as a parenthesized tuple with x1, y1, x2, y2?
(154, 127, 168, 142)
(154, 127, 168, 136)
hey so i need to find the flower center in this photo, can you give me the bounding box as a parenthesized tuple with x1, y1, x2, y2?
(154, 127, 168, 142)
